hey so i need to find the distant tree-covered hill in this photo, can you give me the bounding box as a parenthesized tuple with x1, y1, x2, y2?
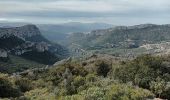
(67, 24, 170, 50)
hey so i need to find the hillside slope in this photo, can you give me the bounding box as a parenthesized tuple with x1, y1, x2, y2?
(0, 54, 170, 99)
(0, 55, 45, 74)
(67, 24, 170, 50)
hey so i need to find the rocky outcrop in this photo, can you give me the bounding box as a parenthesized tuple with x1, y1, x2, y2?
(140, 42, 170, 55)
(0, 24, 69, 64)
(35, 42, 49, 52)
(0, 49, 8, 58)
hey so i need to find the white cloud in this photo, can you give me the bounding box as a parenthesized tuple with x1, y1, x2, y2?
(1, 0, 170, 13)
(0, 18, 7, 21)
(0, 0, 170, 24)
(0, 17, 25, 22)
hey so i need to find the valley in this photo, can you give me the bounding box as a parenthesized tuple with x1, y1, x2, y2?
(0, 23, 170, 100)
(1, 0, 170, 100)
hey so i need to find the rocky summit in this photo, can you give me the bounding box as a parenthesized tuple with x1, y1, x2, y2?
(0, 25, 40, 39)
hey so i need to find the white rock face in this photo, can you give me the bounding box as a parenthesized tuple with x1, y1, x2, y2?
(141, 42, 170, 51)
(35, 42, 49, 52)
(140, 42, 170, 55)
(14, 50, 31, 56)
(0, 49, 8, 57)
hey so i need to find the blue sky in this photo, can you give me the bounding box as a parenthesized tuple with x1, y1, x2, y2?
(0, 0, 170, 25)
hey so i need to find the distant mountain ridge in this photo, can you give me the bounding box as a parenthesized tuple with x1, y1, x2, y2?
(67, 24, 170, 50)
(0, 22, 113, 43)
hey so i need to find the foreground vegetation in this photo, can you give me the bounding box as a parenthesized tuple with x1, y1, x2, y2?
(0, 54, 170, 100)
(0, 55, 45, 74)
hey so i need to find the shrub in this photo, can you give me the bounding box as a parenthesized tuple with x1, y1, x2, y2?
(114, 55, 169, 89)
(95, 61, 111, 77)
(24, 88, 56, 100)
(106, 84, 154, 100)
(86, 74, 98, 83)
(61, 83, 154, 100)
(81, 87, 106, 100)
(0, 73, 20, 98)
(161, 85, 170, 99)
(15, 78, 33, 92)
(150, 77, 167, 98)
(73, 76, 85, 93)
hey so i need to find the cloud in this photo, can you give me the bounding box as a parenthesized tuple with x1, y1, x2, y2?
(0, 0, 170, 25)
(0, 17, 25, 22)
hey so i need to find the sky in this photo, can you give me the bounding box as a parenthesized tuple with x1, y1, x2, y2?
(0, 0, 170, 25)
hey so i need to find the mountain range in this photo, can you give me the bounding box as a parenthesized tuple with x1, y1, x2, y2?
(0, 23, 170, 99)
(0, 22, 113, 43)
(67, 24, 170, 50)
(2, 23, 170, 72)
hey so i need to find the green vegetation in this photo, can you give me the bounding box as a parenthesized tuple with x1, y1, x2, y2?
(114, 55, 170, 87)
(0, 54, 170, 99)
(21, 51, 59, 65)
(67, 24, 170, 50)
(0, 55, 45, 74)
(0, 73, 21, 98)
